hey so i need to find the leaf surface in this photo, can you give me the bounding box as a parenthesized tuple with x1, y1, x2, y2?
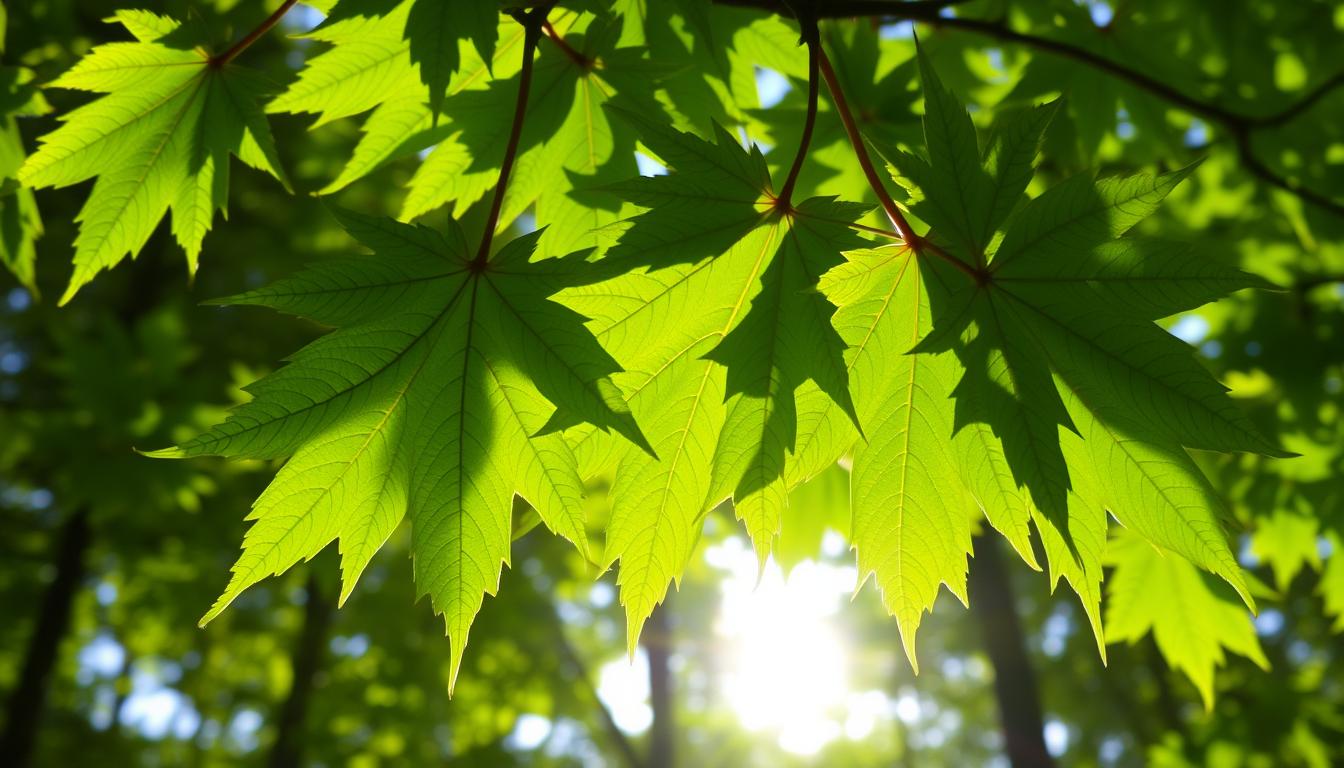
(560, 100, 865, 648)
(1106, 531, 1268, 710)
(153, 209, 648, 688)
(19, 11, 287, 303)
(840, 51, 1278, 660)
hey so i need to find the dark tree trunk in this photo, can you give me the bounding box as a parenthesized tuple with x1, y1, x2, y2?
(643, 600, 674, 768)
(267, 574, 334, 768)
(968, 534, 1056, 768)
(0, 508, 92, 768)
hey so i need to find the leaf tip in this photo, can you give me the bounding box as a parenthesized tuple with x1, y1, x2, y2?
(140, 446, 187, 459)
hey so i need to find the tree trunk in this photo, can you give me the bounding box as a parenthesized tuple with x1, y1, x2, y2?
(551, 614, 644, 768)
(0, 507, 92, 768)
(967, 535, 1055, 768)
(643, 599, 674, 768)
(267, 574, 334, 768)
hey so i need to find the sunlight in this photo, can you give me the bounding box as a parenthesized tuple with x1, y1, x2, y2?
(707, 537, 863, 755)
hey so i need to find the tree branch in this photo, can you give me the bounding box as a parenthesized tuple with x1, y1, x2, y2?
(715, 0, 1344, 217)
(643, 601, 675, 768)
(212, 0, 300, 67)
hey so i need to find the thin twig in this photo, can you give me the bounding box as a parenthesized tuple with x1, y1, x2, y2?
(716, 0, 1344, 217)
(475, 7, 551, 266)
(211, 0, 300, 67)
(715, 0, 971, 14)
(912, 14, 1344, 217)
(1233, 130, 1344, 216)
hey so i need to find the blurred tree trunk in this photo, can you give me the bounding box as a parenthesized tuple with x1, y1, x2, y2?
(267, 574, 334, 768)
(644, 599, 674, 768)
(551, 617, 644, 768)
(0, 507, 91, 768)
(968, 535, 1055, 768)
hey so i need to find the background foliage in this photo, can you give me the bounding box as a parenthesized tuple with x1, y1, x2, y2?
(2, 0, 1343, 766)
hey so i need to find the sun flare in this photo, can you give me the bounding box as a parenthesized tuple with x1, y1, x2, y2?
(709, 537, 880, 755)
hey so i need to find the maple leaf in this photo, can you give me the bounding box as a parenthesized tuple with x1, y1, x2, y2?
(401, 23, 651, 255)
(823, 51, 1279, 663)
(559, 99, 866, 649)
(1105, 530, 1269, 710)
(314, 13, 530, 195)
(267, 0, 421, 127)
(0, 51, 48, 295)
(296, 6, 652, 257)
(405, 0, 498, 116)
(18, 11, 288, 304)
(150, 208, 650, 689)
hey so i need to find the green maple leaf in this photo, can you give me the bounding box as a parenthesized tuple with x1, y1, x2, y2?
(267, 0, 421, 127)
(151, 208, 649, 689)
(405, 0, 498, 116)
(1322, 534, 1344, 633)
(301, 8, 650, 257)
(402, 21, 649, 255)
(0, 39, 49, 294)
(315, 14, 530, 194)
(1105, 530, 1269, 710)
(823, 51, 1279, 663)
(1251, 508, 1321, 591)
(18, 11, 288, 304)
(559, 99, 865, 649)
(819, 245, 975, 668)
(269, 0, 504, 125)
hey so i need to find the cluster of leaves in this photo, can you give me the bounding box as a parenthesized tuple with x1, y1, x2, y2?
(6, 0, 1335, 710)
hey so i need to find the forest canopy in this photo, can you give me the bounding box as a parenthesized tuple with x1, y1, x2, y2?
(2, 0, 1343, 766)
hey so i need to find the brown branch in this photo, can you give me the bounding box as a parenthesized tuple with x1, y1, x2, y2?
(475, 7, 552, 265)
(1232, 129, 1344, 216)
(267, 575, 334, 768)
(211, 0, 300, 67)
(643, 601, 675, 768)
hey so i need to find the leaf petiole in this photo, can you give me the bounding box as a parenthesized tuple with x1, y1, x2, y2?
(773, 13, 819, 211)
(474, 5, 554, 267)
(211, 0, 301, 67)
(817, 43, 980, 280)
